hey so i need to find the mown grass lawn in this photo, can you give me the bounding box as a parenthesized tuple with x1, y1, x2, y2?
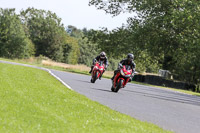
(0, 63, 171, 133)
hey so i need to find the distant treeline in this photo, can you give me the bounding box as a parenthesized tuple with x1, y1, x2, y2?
(1, 1, 200, 90)
(0, 8, 81, 64)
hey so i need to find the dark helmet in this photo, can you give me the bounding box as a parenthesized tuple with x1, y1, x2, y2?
(100, 51, 106, 59)
(127, 53, 134, 61)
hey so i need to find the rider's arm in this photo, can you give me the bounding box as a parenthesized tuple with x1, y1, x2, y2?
(93, 59, 96, 64)
(105, 57, 109, 69)
(118, 59, 125, 69)
(93, 56, 99, 64)
(131, 62, 136, 73)
(119, 59, 125, 65)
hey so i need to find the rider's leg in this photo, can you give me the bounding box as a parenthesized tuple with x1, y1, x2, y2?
(111, 70, 118, 80)
(99, 69, 105, 80)
(99, 75, 102, 80)
(89, 66, 94, 73)
(129, 72, 134, 82)
(128, 77, 132, 82)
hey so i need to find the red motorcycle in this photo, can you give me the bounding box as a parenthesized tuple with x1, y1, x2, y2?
(90, 61, 105, 83)
(111, 64, 134, 92)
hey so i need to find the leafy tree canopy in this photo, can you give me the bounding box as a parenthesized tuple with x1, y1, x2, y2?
(0, 8, 34, 58)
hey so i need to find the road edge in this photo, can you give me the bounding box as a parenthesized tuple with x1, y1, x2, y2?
(0, 60, 73, 91)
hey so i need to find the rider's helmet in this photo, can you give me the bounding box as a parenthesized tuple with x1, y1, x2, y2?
(100, 51, 106, 59)
(127, 53, 134, 61)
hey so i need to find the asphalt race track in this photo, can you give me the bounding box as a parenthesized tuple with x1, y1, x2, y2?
(51, 69, 200, 133)
(1, 60, 200, 133)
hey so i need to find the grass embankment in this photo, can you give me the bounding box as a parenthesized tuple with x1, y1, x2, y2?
(0, 63, 171, 132)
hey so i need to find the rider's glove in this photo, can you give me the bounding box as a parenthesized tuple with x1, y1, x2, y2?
(105, 65, 108, 69)
(93, 59, 97, 65)
(118, 63, 123, 69)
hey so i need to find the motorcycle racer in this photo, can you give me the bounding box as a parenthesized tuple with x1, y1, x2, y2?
(89, 51, 109, 80)
(111, 53, 136, 82)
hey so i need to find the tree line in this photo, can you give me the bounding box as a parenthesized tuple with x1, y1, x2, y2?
(88, 0, 200, 87)
(0, 8, 96, 66)
(1, 1, 200, 88)
(0, 7, 121, 70)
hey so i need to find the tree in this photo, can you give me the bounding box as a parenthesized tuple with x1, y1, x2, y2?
(0, 8, 34, 58)
(63, 34, 80, 64)
(66, 26, 100, 66)
(20, 8, 66, 61)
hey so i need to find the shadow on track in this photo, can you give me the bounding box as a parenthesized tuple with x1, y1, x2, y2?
(127, 83, 200, 102)
(75, 79, 91, 83)
(91, 87, 112, 93)
(123, 89, 200, 106)
(128, 83, 192, 96)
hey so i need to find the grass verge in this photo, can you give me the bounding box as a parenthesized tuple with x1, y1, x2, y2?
(0, 63, 171, 132)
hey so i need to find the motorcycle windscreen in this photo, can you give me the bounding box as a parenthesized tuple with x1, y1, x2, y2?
(99, 61, 104, 66)
(125, 65, 131, 71)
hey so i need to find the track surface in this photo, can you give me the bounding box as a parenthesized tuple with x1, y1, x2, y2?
(51, 70, 200, 133)
(1, 60, 200, 133)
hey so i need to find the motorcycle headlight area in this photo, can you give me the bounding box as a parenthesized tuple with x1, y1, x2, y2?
(125, 74, 131, 77)
(99, 68, 104, 71)
(120, 69, 131, 77)
(94, 66, 99, 69)
(120, 69, 125, 76)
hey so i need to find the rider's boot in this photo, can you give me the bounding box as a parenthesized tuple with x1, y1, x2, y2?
(128, 77, 132, 82)
(89, 70, 92, 73)
(99, 71, 105, 80)
(111, 75, 115, 80)
(111, 70, 118, 80)
(89, 66, 93, 73)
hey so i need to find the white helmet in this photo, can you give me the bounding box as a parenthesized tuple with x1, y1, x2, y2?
(100, 51, 106, 59)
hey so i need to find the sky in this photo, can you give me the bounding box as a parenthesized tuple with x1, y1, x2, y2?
(1, 0, 135, 30)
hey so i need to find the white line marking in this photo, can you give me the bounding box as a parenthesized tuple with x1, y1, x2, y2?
(43, 68, 73, 90)
(0, 60, 73, 91)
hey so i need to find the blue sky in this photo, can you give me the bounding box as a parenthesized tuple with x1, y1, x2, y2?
(1, 0, 135, 30)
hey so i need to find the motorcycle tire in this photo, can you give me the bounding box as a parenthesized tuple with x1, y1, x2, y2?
(90, 78, 94, 83)
(114, 79, 123, 93)
(111, 86, 115, 92)
(91, 72, 98, 83)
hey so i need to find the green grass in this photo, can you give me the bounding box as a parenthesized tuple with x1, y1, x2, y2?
(0, 63, 171, 132)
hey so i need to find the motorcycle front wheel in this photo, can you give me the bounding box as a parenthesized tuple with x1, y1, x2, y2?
(91, 71, 98, 83)
(111, 85, 115, 92)
(114, 79, 124, 93)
